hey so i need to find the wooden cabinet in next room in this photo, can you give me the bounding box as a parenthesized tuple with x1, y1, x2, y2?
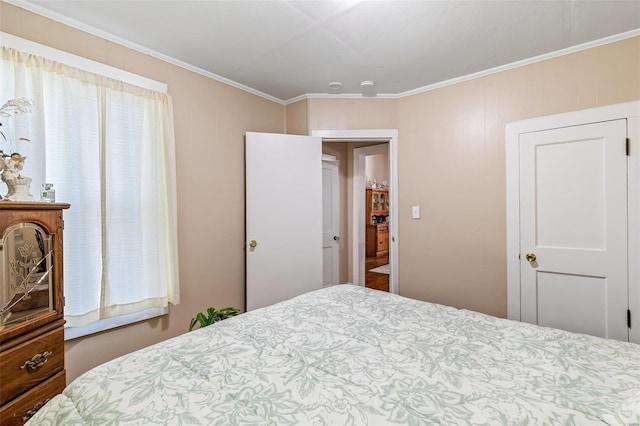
(366, 189, 388, 224)
(366, 223, 389, 258)
(365, 189, 389, 258)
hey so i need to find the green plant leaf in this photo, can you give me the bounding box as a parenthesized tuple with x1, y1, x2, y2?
(206, 307, 216, 324)
(188, 306, 240, 331)
(188, 318, 198, 332)
(196, 312, 208, 327)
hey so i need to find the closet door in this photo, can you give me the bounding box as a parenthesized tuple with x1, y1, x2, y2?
(519, 120, 628, 341)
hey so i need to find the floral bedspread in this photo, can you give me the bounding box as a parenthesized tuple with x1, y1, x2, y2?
(27, 285, 640, 425)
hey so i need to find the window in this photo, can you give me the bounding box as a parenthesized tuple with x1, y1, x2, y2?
(1, 34, 179, 339)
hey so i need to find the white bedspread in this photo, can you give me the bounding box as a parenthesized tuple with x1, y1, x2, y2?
(27, 285, 640, 425)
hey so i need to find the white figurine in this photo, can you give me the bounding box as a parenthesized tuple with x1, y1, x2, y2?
(1, 152, 33, 201)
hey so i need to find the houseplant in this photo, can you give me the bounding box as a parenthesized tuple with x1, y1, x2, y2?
(188, 306, 240, 331)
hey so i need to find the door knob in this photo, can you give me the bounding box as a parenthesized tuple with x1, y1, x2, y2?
(249, 240, 257, 248)
(525, 253, 536, 262)
(333, 235, 340, 241)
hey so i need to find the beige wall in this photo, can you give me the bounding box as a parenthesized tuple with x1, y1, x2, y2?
(307, 98, 398, 132)
(1, 2, 285, 382)
(398, 36, 640, 317)
(285, 99, 308, 135)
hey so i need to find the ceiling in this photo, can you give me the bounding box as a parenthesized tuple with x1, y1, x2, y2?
(11, 0, 640, 103)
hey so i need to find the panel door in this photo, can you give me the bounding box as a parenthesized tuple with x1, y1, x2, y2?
(519, 120, 628, 341)
(322, 160, 339, 287)
(245, 132, 323, 311)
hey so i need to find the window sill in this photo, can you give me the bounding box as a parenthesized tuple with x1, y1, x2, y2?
(64, 307, 168, 341)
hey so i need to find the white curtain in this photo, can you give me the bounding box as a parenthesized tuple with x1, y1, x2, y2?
(1, 47, 179, 327)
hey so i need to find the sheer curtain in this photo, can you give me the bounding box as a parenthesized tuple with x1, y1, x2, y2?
(1, 46, 179, 328)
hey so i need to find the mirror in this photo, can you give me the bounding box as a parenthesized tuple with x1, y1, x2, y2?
(0, 223, 53, 330)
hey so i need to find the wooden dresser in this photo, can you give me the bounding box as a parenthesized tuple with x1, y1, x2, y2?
(0, 203, 69, 425)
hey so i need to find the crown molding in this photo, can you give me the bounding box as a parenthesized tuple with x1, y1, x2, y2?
(285, 93, 399, 105)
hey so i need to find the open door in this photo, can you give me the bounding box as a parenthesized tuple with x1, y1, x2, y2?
(246, 132, 323, 310)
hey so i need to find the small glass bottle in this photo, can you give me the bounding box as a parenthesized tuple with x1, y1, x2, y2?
(41, 183, 55, 202)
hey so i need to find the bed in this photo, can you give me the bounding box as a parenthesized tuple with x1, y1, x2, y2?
(27, 285, 640, 425)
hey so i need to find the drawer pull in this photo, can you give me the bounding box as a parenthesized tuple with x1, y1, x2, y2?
(22, 398, 50, 421)
(20, 351, 52, 371)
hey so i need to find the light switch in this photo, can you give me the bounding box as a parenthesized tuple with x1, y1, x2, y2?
(412, 206, 421, 219)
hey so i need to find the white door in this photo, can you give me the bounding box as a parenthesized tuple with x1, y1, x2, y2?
(246, 132, 323, 310)
(322, 160, 339, 287)
(519, 120, 628, 341)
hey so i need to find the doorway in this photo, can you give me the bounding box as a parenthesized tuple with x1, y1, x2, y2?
(362, 145, 390, 292)
(245, 130, 398, 310)
(313, 129, 399, 295)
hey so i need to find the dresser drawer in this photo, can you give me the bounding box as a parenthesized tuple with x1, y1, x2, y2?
(0, 370, 66, 426)
(0, 327, 64, 405)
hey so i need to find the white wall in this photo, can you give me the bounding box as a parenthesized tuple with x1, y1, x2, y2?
(365, 153, 389, 186)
